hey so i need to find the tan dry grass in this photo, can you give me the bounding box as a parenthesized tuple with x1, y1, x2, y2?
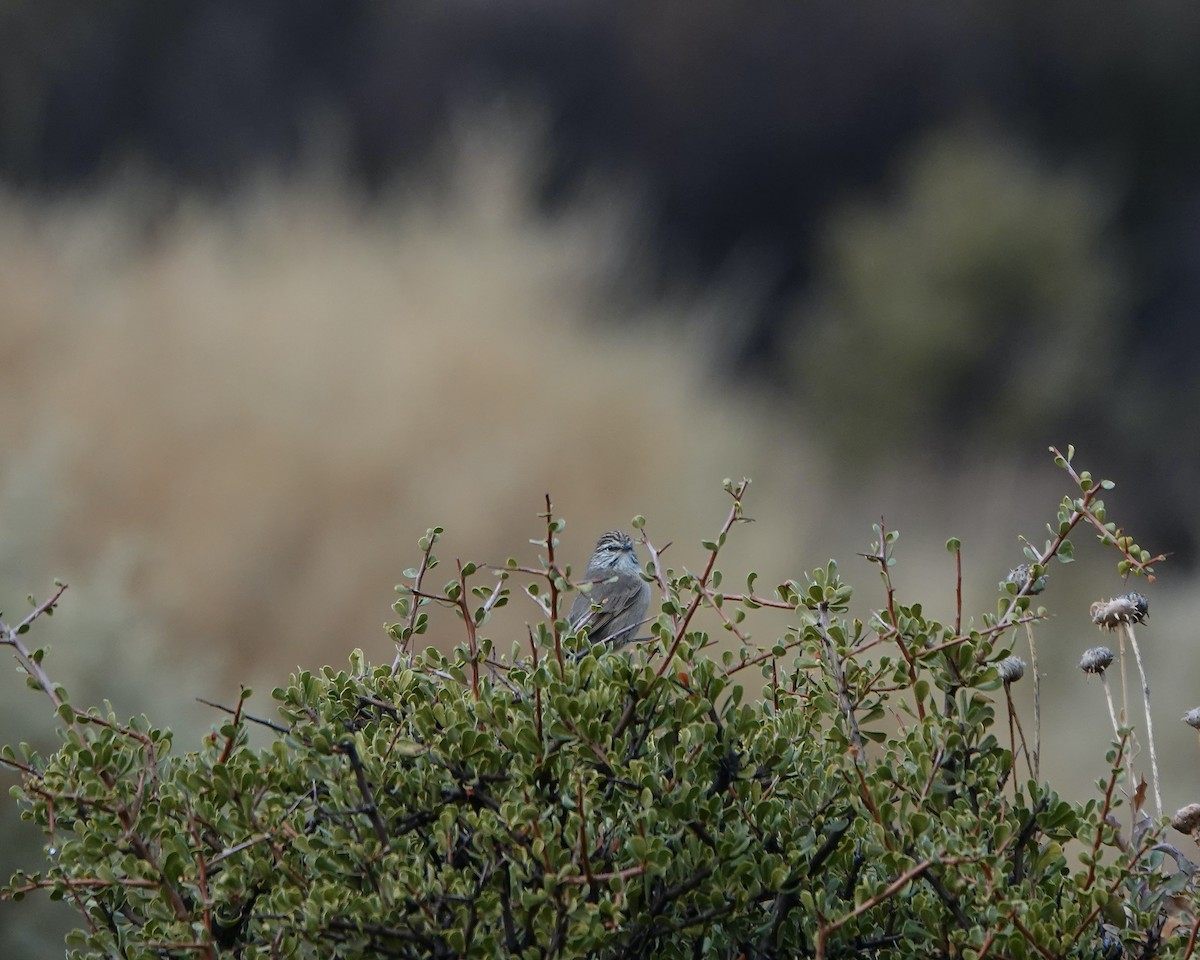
(1, 131, 817, 693)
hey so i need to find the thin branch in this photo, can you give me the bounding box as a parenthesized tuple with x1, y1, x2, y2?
(654, 483, 749, 680)
(541, 495, 565, 668)
(0, 582, 70, 709)
(721, 634, 808, 678)
(453, 559, 481, 699)
(815, 858, 954, 959)
(5, 876, 162, 894)
(186, 813, 214, 944)
(392, 529, 441, 667)
(1063, 833, 1159, 955)
(953, 542, 962, 636)
(707, 592, 794, 611)
(1024, 621, 1041, 780)
(208, 833, 273, 867)
(1083, 732, 1130, 889)
(575, 781, 593, 885)
(1123, 621, 1162, 819)
(338, 740, 390, 850)
(862, 520, 924, 721)
(558, 862, 648, 887)
(196, 698, 289, 734)
(694, 580, 752, 649)
(1003, 683, 1033, 793)
(1089, 670, 1120, 744)
(814, 603, 864, 761)
(1010, 913, 1060, 960)
(1181, 912, 1200, 960)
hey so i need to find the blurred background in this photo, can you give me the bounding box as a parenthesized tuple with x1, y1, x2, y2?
(4, 1, 1200, 953)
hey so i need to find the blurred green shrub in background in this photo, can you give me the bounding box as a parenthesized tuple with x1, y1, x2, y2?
(796, 127, 1126, 453)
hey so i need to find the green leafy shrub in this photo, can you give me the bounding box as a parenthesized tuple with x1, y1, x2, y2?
(3, 447, 1196, 958)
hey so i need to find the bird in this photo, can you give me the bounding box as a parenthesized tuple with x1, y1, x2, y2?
(568, 530, 650, 647)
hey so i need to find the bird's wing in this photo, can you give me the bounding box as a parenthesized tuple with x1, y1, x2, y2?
(568, 578, 644, 642)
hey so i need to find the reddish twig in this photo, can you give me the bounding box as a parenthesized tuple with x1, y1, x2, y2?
(392, 529, 441, 666)
(815, 858, 950, 959)
(1083, 731, 1130, 890)
(863, 521, 924, 721)
(654, 483, 749, 681)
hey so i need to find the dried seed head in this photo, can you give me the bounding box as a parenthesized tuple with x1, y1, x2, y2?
(1090, 593, 1149, 629)
(1003, 563, 1047, 595)
(997, 656, 1026, 684)
(1079, 646, 1115, 675)
(1183, 708, 1200, 730)
(1171, 803, 1200, 836)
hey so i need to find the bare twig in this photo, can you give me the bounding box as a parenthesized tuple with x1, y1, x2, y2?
(0, 582, 69, 709)
(338, 740, 391, 850)
(540, 495, 565, 668)
(814, 603, 864, 762)
(1181, 912, 1200, 960)
(194, 697, 288, 734)
(1098, 673, 1120, 739)
(815, 858, 956, 959)
(952, 541, 962, 636)
(1118, 629, 1129, 726)
(453, 559, 481, 699)
(391, 529, 441, 668)
(1002, 682, 1032, 797)
(653, 481, 750, 681)
(863, 520, 924, 721)
(1023, 621, 1040, 780)
(1123, 621, 1162, 818)
(1083, 732, 1130, 889)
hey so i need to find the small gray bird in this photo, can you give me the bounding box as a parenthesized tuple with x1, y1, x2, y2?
(568, 530, 650, 646)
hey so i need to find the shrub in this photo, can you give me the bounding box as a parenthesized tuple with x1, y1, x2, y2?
(3, 447, 1196, 958)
